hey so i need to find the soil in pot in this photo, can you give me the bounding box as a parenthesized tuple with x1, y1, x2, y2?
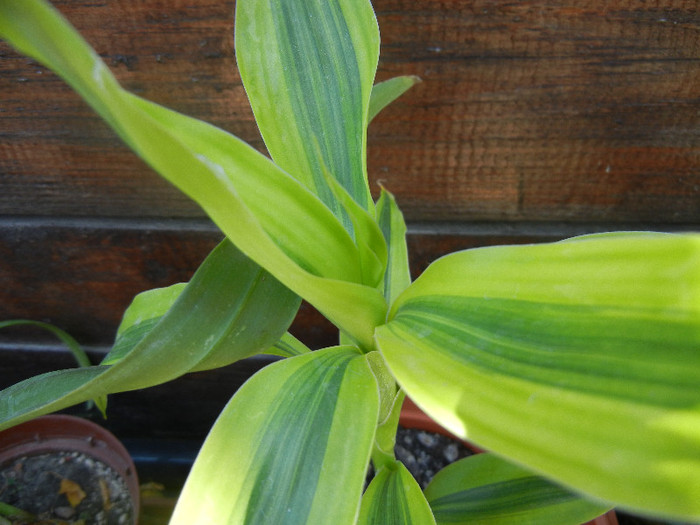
(0, 450, 135, 524)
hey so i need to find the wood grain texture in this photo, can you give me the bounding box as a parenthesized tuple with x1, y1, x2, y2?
(0, 0, 698, 222)
(0, 221, 221, 344)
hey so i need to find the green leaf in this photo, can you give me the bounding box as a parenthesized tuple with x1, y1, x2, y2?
(0, 240, 299, 430)
(102, 282, 187, 366)
(366, 351, 399, 426)
(0, 502, 35, 521)
(170, 346, 379, 525)
(264, 332, 311, 358)
(235, 0, 379, 229)
(371, 389, 405, 472)
(359, 460, 436, 525)
(115, 282, 186, 339)
(375, 233, 700, 521)
(425, 453, 611, 525)
(318, 163, 387, 288)
(369, 76, 421, 123)
(376, 188, 411, 305)
(0, 0, 388, 348)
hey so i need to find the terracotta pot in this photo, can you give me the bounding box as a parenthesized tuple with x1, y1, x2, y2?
(400, 397, 619, 525)
(0, 414, 140, 522)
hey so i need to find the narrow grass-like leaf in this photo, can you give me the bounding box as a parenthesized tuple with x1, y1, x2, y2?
(235, 0, 379, 229)
(0, 241, 299, 430)
(376, 188, 411, 305)
(0, 0, 387, 348)
(376, 233, 700, 520)
(0, 320, 106, 416)
(359, 460, 436, 525)
(369, 76, 421, 122)
(0, 320, 91, 368)
(170, 346, 379, 525)
(425, 453, 611, 525)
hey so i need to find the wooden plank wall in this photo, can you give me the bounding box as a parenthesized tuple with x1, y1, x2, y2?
(1, 1, 699, 410)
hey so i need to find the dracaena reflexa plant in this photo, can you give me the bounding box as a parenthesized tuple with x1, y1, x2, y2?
(1, 0, 699, 523)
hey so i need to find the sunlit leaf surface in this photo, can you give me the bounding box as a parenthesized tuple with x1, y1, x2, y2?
(377, 233, 700, 520)
(170, 346, 379, 525)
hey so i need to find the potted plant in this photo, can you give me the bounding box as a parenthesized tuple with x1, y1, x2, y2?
(0, 0, 698, 523)
(0, 414, 139, 524)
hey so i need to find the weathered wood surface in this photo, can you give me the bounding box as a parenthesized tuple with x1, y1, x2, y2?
(374, 1, 700, 222)
(0, 0, 698, 222)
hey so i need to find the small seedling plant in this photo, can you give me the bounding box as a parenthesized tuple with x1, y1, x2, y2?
(1, 0, 699, 523)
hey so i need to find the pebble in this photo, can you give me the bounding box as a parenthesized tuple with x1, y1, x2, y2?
(54, 506, 76, 519)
